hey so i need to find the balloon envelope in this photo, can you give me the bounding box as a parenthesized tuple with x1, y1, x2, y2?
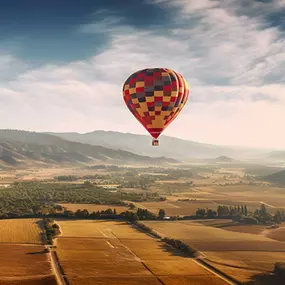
(122, 68, 189, 139)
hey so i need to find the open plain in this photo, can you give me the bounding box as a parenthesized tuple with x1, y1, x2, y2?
(143, 220, 285, 283)
(55, 220, 230, 285)
(0, 218, 44, 244)
(0, 219, 56, 285)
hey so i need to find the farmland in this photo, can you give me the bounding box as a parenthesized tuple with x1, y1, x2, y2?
(55, 220, 229, 285)
(0, 220, 56, 285)
(266, 225, 285, 242)
(0, 219, 44, 244)
(0, 163, 285, 284)
(0, 245, 53, 276)
(143, 220, 285, 283)
(133, 200, 217, 216)
(0, 217, 56, 284)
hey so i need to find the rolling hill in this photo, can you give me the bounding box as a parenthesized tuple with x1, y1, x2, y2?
(262, 170, 285, 185)
(46, 130, 269, 160)
(212, 156, 235, 163)
(0, 130, 177, 167)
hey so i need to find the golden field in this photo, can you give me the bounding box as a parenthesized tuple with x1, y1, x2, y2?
(0, 219, 44, 244)
(134, 200, 217, 216)
(59, 203, 129, 213)
(142, 221, 285, 251)
(0, 244, 56, 285)
(143, 220, 285, 283)
(266, 225, 285, 242)
(0, 276, 57, 285)
(158, 184, 285, 214)
(56, 220, 229, 285)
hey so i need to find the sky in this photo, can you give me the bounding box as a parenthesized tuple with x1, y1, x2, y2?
(1, 0, 285, 148)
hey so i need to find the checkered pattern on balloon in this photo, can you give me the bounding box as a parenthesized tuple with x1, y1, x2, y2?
(122, 68, 189, 146)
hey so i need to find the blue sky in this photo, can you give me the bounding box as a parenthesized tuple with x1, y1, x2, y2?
(1, 0, 285, 148)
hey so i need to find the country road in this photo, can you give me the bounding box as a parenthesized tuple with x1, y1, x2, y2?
(48, 246, 67, 285)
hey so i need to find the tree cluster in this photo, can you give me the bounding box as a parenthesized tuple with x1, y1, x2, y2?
(162, 237, 198, 257)
(0, 182, 160, 218)
(195, 203, 285, 225)
(196, 204, 248, 218)
(71, 208, 118, 219)
(43, 218, 60, 244)
(136, 208, 157, 220)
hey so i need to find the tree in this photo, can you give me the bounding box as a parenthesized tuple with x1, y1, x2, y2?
(244, 205, 248, 216)
(83, 181, 92, 186)
(129, 203, 136, 210)
(207, 209, 217, 218)
(114, 208, 117, 215)
(273, 211, 282, 224)
(260, 204, 267, 216)
(244, 216, 258, 224)
(196, 208, 206, 217)
(158, 209, 166, 219)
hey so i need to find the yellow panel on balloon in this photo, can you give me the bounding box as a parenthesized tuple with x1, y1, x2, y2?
(146, 97, 154, 102)
(154, 91, 164, 97)
(135, 81, 145, 88)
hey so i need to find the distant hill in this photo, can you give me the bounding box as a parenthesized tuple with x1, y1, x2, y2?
(45, 130, 267, 160)
(262, 170, 285, 185)
(0, 130, 177, 167)
(213, 156, 235, 163)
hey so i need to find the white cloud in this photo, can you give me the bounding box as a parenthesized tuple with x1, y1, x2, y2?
(0, 1, 285, 148)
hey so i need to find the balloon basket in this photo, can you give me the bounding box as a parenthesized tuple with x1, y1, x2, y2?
(152, 139, 159, 146)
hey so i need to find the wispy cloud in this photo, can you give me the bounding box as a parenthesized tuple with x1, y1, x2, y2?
(0, 1, 285, 148)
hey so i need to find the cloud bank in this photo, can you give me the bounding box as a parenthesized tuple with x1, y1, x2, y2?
(1, 0, 285, 148)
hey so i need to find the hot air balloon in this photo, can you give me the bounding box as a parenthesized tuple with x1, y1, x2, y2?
(122, 68, 189, 146)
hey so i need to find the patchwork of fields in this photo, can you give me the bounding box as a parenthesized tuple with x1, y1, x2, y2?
(143, 220, 285, 283)
(56, 220, 230, 285)
(134, 200, 217, 216)
(0, 219, 56, 285)
(0, 164, 285, 285)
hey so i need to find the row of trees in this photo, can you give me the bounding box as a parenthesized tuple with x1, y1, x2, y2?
(196, 205, 248, 218)
(43, 218, 60, 244)
(195, 204, 285, 225)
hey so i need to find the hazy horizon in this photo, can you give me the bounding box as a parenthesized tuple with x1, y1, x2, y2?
(1, 0, 285, 148)
(0, 128, 280, 150)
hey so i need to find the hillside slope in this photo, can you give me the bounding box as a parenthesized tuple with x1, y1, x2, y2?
(262, 170, 285, 185)
(0, 130, 177, 167)
(46, 130, 268, 160)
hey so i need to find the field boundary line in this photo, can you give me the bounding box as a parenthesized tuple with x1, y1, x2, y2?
(131, 221, 239, 285)
(106, 240, 115, 248)
(194, 258, 240, 285)
(110, 230, 166, 285)
(203, 258, 272, 273)
(98, 228, 109, 237)
(141, 262, 166, 285)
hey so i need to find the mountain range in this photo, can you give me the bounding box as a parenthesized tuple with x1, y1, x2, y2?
(46, 130, 271, 160)
(0, 129, 283, 168)
(0, 130, 177, 168)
